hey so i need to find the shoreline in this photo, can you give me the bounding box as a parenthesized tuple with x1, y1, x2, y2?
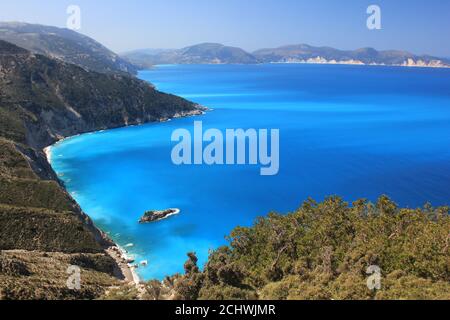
(266, 61, 450, 69)
(45, 144, 141, 285)
(42, 108, 207, 286)
(43, 146, 52, 163)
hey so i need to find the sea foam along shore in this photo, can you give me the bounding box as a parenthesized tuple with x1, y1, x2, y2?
(44, 143, 140, 285)
(43, 146, 52, 163)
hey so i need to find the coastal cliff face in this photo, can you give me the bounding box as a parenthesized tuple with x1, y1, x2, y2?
(253, 45, 450, 68)
(0, 40, 202, 150)
(0, 39, 201, 299)
(261, 56, 450, 68)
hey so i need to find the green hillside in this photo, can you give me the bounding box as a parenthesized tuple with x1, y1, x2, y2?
(145, 196, 449, 300)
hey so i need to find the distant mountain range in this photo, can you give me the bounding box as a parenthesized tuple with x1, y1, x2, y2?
(123, 43, 450, 69)
(0, 22, 138, 75)
(123, 43, 258, 68)
(2, 22, 447, 74)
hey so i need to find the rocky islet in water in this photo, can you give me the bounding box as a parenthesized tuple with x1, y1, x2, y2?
(139, 208, 180, 223)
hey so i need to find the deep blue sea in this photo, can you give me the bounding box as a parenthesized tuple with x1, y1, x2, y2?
(49, 64, 450, 280)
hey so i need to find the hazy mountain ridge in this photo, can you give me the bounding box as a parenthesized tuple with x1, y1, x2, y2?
(253, 44, 450, 67)
(123, 43, 450, 68)
(122, 43, 259, 67)
(0, 22, 138, 75)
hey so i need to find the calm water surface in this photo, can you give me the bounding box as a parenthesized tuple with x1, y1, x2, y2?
(50, 64, 450, 279)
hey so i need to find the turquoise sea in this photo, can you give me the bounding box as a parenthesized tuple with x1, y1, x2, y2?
(49, 64, 450, 280)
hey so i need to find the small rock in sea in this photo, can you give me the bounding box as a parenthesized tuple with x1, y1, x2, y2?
(139, 208, 180, 223)
(140, 260, 148, 266)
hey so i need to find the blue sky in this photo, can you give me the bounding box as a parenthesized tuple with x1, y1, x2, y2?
(0, 0, 449, 56)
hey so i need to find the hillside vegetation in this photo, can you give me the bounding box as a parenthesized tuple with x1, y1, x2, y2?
(0, 40, 201, 150)
(0, 39, 201, 299)
(0, 250, 121, 300)
(0, 137, 115, 299)
(142, 196, 449, 300)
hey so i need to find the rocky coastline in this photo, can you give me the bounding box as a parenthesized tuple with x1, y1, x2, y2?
(43, 109, 205, 286)
(139, 208, 181, 224)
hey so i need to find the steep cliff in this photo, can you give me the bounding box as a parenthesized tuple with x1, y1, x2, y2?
(0, 40, 202, 149)
(0, 40, 202, 299)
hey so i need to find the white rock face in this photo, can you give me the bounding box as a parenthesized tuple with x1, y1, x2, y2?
(275, 56, 449, 68)
(278, 56, 365, 66)
(401, 58, 449, 68)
